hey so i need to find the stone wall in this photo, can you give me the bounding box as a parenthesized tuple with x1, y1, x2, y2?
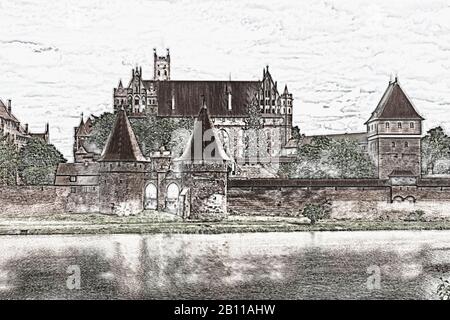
(0, 186, 70, 215)
(228, 179, 450, 221)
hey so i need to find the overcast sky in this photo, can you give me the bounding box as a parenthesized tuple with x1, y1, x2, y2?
(1, 0, 450, 160)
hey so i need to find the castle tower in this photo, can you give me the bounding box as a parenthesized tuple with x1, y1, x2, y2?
(98, 108, 147, 215)
(153, 48, 170, 81)
(366, 77, 424, 180)
(176, 101, 231, 220)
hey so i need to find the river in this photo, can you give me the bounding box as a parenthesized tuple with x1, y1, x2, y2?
(0, 230, 449, 299)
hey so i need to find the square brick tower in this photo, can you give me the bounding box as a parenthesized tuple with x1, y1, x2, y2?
(98, 108, 148, 215)
(176, 101, 231, 220)
(366, 77, 424, 180)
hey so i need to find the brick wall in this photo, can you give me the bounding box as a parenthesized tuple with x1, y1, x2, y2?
(228, 179, 450, 220)
(0, 186, 70, 215)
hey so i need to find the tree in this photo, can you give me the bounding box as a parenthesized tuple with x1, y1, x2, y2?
(283, 136, 376, 179)
(302, 201, 331, 224)
(19, 138, 66, 185)
(328, 139, 376, 178)
(0, 135, 19, 185)
(421, 127, 450, 174)
(88, 112, 194, 157)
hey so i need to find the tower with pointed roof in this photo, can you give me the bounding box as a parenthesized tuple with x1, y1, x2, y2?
(98, 108, 148, 215)
(366, 77, 424, 179)
(176, 101, 231, 220)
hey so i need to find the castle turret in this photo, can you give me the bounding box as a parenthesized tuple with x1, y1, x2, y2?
(98, 108, 147, 215)
(177, 101, 230, 220)
(366, 77, 424, 180)
(153, 48, 170, 81)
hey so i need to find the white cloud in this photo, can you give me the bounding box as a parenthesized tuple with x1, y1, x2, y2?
(1, 0, 449, 160)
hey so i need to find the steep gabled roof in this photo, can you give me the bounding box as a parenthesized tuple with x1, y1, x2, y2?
(143, 80, 260, 117)
(366, 79, 424, 124)
(0, 99, 19, 123)
(99, 108, 146, 162)
(177, 103, 230, 163)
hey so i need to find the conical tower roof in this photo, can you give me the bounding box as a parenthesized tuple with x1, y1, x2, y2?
(177, 103, 230, 163)
(99, 108, 146, 162)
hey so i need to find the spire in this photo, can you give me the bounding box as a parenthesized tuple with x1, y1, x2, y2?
(283, 84, 289, 95)
(99, 108, 146, 162)
(118, 79, 123, 88)
(177, 103, 230, 163)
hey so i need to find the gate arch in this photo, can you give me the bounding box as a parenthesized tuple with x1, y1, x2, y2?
(144, 183, 157, 210)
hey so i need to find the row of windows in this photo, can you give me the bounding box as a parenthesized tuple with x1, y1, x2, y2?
(385, 122, 415, 129)
(370, 122, 416, 131)
(261, 106, 292, 114)
(114, 97, 157, 106)
(392, 141, 409, 148)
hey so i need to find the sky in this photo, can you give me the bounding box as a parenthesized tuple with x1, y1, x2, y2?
(1, 0, 450, 160)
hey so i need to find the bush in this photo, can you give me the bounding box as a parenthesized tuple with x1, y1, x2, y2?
(302, 201, 331, 224)
(437, 277, 450, 300)
(405, 210, 426, 222)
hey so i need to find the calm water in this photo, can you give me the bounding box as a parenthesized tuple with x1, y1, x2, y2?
(0, 231, 449, 300)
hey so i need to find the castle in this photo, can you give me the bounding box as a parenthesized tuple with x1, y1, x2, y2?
(53, 54, 426, 218)
(74, 49, 294, 177)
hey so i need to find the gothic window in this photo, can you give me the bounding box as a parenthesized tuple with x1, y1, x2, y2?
(288, 108, 291, 114)
(385, 122, 390, 129)
(135, 97, 140, 106)
(397, 122, 402, 128)
(410, 122, 414, 128)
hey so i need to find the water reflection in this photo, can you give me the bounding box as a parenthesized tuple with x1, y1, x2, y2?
(0, 231, 449, 299)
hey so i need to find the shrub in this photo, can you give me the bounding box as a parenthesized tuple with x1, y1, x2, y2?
(437, 277, 450, 300)
(406, 210, 426, 222)
(302, 201, 331, 224)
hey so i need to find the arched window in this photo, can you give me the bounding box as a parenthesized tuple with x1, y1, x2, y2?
(392, 141, 396, 148)
(410, 122, 414, 128)
(385, 122, 390, 129)
(397, 122, 402, 128)
(288, 108, 291, 114)
(405, 141, 409, 148)
(165, 183, 180, 213)
(144, 183, 157, 210)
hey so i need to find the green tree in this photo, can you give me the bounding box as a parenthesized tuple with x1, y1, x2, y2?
(88, 112, 194, 157)
(19, 138, 66, 185)
(421, 126, 450, 174)
(283, 136, 375, 179)
(302, 202, 331, 224)
(0, 135, 20, 185)
(328, 139, 376, 178)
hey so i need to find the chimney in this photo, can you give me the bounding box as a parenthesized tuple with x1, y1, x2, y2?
(7, 99, 11, 114)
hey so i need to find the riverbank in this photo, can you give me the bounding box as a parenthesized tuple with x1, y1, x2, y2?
(0, 212, 450, 235)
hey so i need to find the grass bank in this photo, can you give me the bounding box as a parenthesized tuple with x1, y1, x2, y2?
(0, 212, 449, 235)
